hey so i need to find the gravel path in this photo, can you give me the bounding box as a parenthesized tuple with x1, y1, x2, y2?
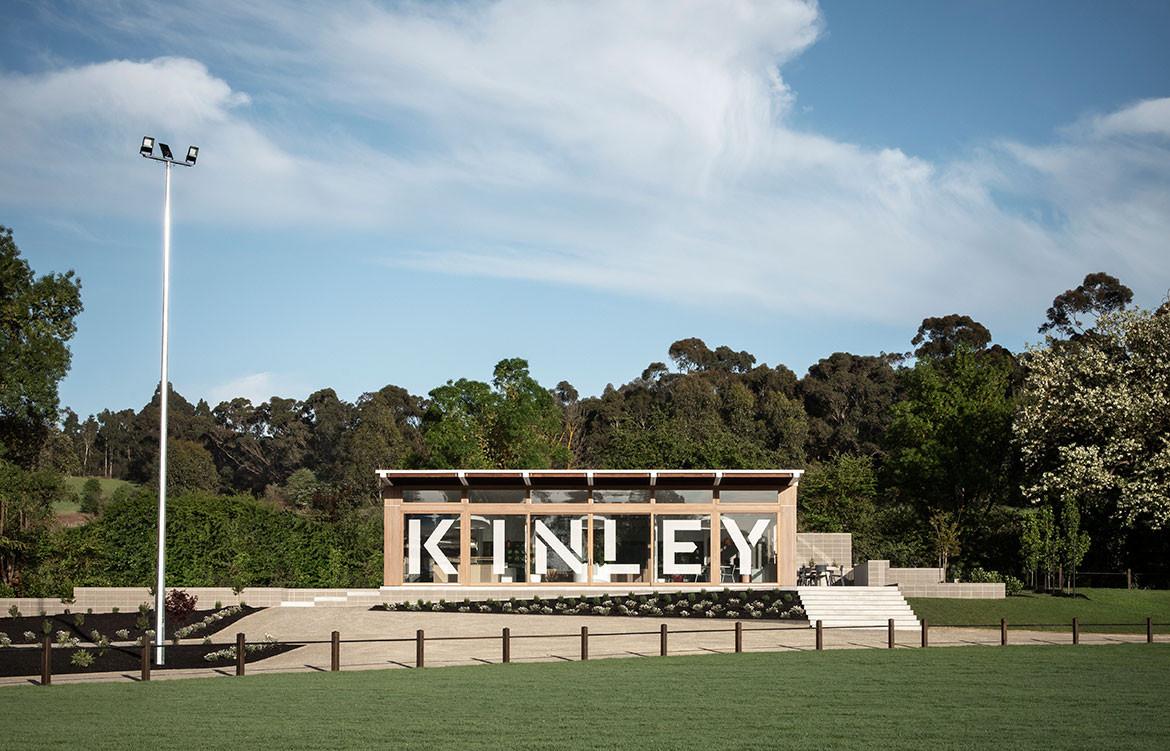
(1, 608, 1162, 687)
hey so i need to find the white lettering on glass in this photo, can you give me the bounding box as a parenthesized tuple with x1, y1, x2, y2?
(534, 520, 585, 575)
(721, 517, 770, 576)
(492, 519, 506, 575)
(407, 517, 458, 576)
(662, 518, 702, 575)
(595, 518, 640, 577)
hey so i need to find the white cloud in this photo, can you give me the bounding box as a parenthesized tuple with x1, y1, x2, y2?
(201, 371, 311, 408)
(2, 0, 1168, 330)
(1091, 97, 1170, 139)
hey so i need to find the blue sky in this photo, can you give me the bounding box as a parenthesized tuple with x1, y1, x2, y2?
(2, 0, 1168, 419)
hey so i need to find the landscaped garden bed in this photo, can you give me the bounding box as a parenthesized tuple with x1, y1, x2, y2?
(0, 602, 297, 677)
(374, 589, 806, 620)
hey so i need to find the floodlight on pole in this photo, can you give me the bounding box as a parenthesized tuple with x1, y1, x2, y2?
(139, 136, 198, 666)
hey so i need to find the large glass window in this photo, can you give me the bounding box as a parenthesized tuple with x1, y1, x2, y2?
(592, 515, 650, 583)
(655, 514, 711, 583)
(469, 489, 523, 503)
(403, 514, 461, 583)
(593, 488, 650, 503)
(530, 489, 588, 503)
(719, 489, 777, 503)
(468, 515, 527, 583)
(655, 488, 713, 503)
(719, 514, 777, 583)
(403, 489, 460, 503)
(530, 515, 588, 583)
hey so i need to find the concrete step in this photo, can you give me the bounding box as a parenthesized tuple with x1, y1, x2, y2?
(796, 586, 920, 628)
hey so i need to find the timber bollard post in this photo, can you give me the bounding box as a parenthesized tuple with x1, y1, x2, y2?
(416, 629, 424, 668)
(921, 619, 928, 648)
(141, 638, 151, 682)
(41, 636, 51, 686)
(502, 627, 510, 663)
(331, 631, 340, 671)
(580, 625, 588, 661)
(1072, 618, 1079, 645)
(888, 618, 895, 649)
(815, 620, 823, 650)
(236, 633, 246, 676)
(735, 621, 743, 653)
(660, 623, 667, 657)
(1000, 619, 1007, 646)
(1127, 568, 1132, 589)
(1148, 617, 1154, 644)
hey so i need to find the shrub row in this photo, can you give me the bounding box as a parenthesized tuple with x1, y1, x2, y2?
(378, 589, 807, 620)
(22, 491, 383, 596)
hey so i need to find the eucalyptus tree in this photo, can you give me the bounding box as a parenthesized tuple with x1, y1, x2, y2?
(0, 226, 83, 466)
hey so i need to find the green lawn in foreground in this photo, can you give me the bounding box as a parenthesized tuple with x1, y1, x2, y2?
(2, 644, 1167, 750)
(909, 587, 1170, 633)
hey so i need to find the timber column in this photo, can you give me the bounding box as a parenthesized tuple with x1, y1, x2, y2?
(383, 483, 402, 585)
(778, 481, 798, 586)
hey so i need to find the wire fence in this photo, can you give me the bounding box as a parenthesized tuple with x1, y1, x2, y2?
(8, 614, 1164, 685)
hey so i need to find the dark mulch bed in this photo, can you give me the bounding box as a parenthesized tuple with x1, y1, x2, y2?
(372, 588, 807, 621)
(0, 605, 292, 677)
(0, 641, 302, 679)
(0, 605, 260, 645)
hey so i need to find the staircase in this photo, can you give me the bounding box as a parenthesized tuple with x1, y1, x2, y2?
(796, 586, 920, 629)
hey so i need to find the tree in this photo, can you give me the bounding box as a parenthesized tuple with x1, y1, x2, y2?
(1057, 495, 1090, 591)
(0, 226, 83, 466)
(0, 457, 66, 594)
(421, 359, 569, 469)
(1020, 506, 1056, 590)
(79, 477, 104, 515)
(151, 439, 220, 494)
(799, 352, 898, 460)
(910, 314, 991, 359)
(929, 512, 961, 581)
(553, 381, 584, 468)
(1016, 307, 1170, 570)
(798, 454, 877, 535)
(881, 346, 1016, 548)
(336, 385, 422, 495)
(96, 408, 136, 479)
(1039, 272, 1133, 337)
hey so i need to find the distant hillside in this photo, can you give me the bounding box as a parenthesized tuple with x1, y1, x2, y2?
(57, 476, 141, 516)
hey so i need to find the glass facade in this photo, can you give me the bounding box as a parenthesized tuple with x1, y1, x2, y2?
(592, 515, 650, 583)
(468, 514, 527, 582)
(530, 515, 589, 582)
(469, 488, 522, 503)
(720, 514, 777, 583)
(385, 471, 797, 586)
(719, 489, 777, 503)
(530, 488, 588, 503)
(403, 489, 460, 503)
(403, 514, 461, 583)
(655, 488, 713, 503)
(655, 514, 711, 583)
(593, 488, 650, 503)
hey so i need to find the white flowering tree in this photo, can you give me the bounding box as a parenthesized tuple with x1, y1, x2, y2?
(1016, 308, 1170, 533)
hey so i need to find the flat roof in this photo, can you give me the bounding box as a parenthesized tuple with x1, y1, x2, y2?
(376, 469, 802, 489)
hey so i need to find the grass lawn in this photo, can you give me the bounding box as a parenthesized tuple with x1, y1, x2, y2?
(909, 587, 1170, 633)
(2, 644, 1167, 749)
(55, 476, 138, 514)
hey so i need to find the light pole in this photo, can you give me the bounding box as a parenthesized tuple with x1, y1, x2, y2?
(139, 136, 198, 665)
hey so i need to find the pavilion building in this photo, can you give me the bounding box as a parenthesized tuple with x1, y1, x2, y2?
(378, 469, 801, 588)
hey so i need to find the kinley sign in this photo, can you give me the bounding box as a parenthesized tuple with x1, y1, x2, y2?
(407, 515, 773, 578)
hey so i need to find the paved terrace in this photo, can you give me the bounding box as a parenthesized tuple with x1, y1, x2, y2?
(1, 608, 1164, 687)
